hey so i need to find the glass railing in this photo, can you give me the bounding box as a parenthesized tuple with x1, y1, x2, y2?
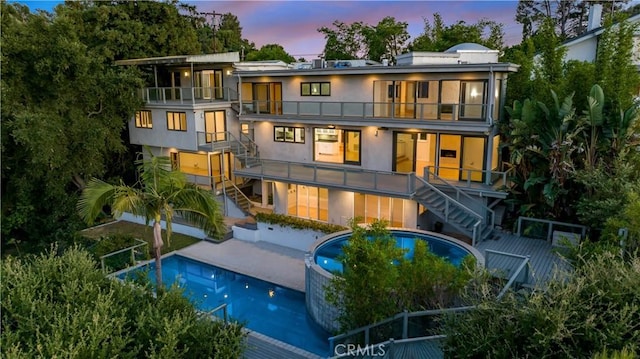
(241, 100, 489, 122)
(139, 86, 238, 104)
(424, 165, 512, 189)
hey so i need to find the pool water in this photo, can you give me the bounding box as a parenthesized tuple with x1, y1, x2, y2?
(120, 255, 330, 357)
(314, 230, 472, 273)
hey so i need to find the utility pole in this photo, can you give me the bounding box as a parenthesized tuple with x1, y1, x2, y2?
(200, 11, 223, 53)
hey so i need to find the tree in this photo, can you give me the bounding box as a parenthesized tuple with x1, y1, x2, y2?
(442, 249, 640, 357)
(245, 44, 295, 63)
(318, 20, 366, 60)
(362, 16, 409, 62)
(77, 153, 226, 289)
(1, 247, 246, 358)
(409, 13, 504, 52)
(1, 2, 143, 248)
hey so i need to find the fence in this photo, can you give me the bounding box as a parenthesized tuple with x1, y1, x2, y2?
(99, 239, 148, 273)
(516, 217, 587, 246)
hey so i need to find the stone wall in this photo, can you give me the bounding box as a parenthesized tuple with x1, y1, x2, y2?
(305, 253, 341, 333)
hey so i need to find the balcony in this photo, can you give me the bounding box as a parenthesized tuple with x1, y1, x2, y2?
(138, 86, 238, 105)
(241, 101, 491, 122)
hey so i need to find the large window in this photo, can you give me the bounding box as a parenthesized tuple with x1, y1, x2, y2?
(167, 112, 187, 131)
(287, 185, 328, 221)
(301, 82, 331, 96)
(354, 193, 404, 227)
(274, 126, 305, 143)
(313, 128, 360, 165)
(205, 111, 225, 142)
(135, 110, 152, 128)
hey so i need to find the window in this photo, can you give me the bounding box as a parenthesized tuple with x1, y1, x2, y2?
(287, 184, 328, 221)
(167, 112, 187, 131)
(417, 81, 429, 98)
(205, 111, 225, 142)
(135, 110, 152, 128)
(274, 126, 305, 143)
(301, 82, 330, 96)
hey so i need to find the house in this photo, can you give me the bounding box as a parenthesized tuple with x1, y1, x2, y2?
(559, 4, 640, 69)
(117, 43, 519, 246)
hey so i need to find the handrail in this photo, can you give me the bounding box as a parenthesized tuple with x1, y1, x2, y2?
(423, 168, 495, 230)
(425, 165, 512, 188)
(413, 176, 483, 244)
(220, 176, 254, 214)
(140, 86, 238, 104)
(206, 303, 229, 323)
(241, 100, 490, 122)
(99, 239, 148, 273)
(516, 216, 588, 241)
(327, 250, 532, 356)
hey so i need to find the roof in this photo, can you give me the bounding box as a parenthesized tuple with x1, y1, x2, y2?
(235, 62, 520, 77)
(115, 52, 240, 66)
(445, 43, 493, 52)
(562, 13, 640, 49)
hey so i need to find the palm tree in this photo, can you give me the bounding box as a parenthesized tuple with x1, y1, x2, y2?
(77, 152, 226, 289)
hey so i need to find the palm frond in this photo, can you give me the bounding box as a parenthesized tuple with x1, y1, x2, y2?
(77, 178, 117, 225)
(171, 185, 226, 239)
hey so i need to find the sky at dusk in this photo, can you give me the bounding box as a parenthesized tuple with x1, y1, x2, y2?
(14, 0, 640, 59)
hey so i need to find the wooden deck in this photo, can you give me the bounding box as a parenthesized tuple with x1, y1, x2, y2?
(476, 231, 569, 284)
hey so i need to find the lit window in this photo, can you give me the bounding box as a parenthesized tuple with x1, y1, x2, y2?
(135, 110, 152, 128)
(274, 126, 305, 143)
(167, 112, 187, 131)
(301, 82, 330, 96)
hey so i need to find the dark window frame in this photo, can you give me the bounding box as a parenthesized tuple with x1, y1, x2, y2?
(301, 82, 331, 96)
(166, 111, 187, 131)
(135, 110, 153, 129)
(274, 126, 305, 143)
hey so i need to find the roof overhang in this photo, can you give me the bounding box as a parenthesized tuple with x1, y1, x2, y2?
(235, 63, 520, 77)
(115, 52, 240, 66)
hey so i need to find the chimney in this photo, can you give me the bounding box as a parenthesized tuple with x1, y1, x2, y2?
(587, 4, 603, 31)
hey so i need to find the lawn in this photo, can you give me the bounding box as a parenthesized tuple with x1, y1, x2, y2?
(81, 220, 201, 256)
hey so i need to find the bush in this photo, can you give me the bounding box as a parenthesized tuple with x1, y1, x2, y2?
(255, 212, 347, 234)
(442, 251, 640, 358)
(1, 247, 246, 358)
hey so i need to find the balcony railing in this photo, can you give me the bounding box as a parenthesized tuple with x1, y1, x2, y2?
(241, 100, 490, 122)
(424, 165, 513, 189)
(139, 86, 238, 105)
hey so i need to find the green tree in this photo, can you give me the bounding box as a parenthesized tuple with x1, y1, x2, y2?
(318, 20, 365, 60)
(442, 250, 640, 358)
(77, 153, 226, 289)
(362, 16, 409, 62)
(1, 2, 143, 248)
(409, 13, 504, 52)
(245, 43, 295, 63)
(1, 247, 246, 358)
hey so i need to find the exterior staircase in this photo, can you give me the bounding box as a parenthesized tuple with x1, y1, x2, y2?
(413, 175, 495, 245)
(220, 180, 254, 216)
(207, 131, 261, 168)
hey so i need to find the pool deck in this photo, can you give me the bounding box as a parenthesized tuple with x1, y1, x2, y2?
(178, 239, 307, 292)
(176, 227, 565, 359)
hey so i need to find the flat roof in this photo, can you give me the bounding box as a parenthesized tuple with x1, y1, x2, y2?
(115, 52, 240, 66)
(235, 62, 520, 77)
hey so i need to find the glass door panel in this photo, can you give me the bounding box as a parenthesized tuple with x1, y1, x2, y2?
(440, 81, 460, 120)
(394, 133, 416, 173)
(438, 134, 461, 180)
(354, 193, 365, 223)
(344, 130, 361, 165)
(254, 84, 269, 114)
(415, 133, 437, 177)
(460, 81, 485, 119)
(397, 81, 416, 118)
(462, 137, 485, 182)
(373, 80, 393, 117)
(205, 111, 226, 142)
(391, 198, 404, 227)
(210, 154, 222, 187)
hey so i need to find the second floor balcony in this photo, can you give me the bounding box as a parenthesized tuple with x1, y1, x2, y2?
(241, 100, 492, 123)
(139, 86, 238, 106)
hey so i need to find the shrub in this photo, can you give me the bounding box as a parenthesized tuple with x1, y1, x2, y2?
(255, 212, 347, 234)
(442, 251, 640, 358)
(1, 247, 246, 358)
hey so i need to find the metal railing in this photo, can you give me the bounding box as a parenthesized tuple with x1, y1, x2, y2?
(196, 131, 257, 165)
(424, 165, 513, 189)
(206, 303, 229, 323)
(99, 239, 148, 273)
(241, 159, 415, 196)
(413, 176, 483, 245)
(421, 168, 495, 234)
(241, 100, 489, 122)
(516, 217, 588, 243)
(326, 250, 532, 357)
(485, 249, 532, 297)
(139, 86, 238, 104)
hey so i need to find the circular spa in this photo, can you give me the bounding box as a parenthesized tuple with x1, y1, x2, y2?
(304, 228, 484, 333)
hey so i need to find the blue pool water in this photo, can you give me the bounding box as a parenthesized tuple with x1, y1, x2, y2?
(120, 255, 330, 357)
(314, 230, 474, 273)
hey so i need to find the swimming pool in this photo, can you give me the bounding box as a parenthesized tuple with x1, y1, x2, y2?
(120, 255, 330, 357)
(313, 228, 482, 273)
(306, 228, 484, 332)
